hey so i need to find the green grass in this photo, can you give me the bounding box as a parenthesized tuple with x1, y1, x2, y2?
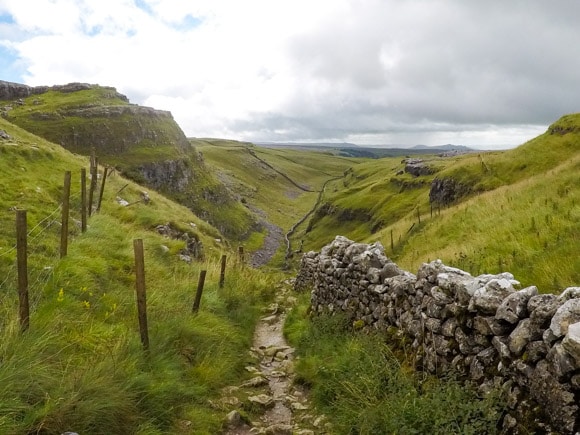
(194, 139, 359, 264)
(3, 86, 260, 241)
(295, 114, 580, 292)
(285, 294, 507, 434)
(0, 118, 279, 434)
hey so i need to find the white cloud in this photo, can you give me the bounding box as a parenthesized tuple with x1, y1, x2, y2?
(2, 0, 580, 147)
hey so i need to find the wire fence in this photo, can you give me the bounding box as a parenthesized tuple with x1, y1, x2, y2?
(0, 165, 104, 330)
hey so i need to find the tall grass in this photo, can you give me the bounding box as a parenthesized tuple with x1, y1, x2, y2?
(0, 119, 280, 433)
(285, 294, 507, 435)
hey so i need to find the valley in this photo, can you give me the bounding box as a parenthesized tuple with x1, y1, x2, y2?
(0, 81, 578, 434)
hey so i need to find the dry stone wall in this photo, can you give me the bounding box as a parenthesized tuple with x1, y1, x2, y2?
(295, 236, 580, 434)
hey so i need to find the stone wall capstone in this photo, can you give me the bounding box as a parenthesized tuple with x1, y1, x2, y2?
(295, 235, 580, 434)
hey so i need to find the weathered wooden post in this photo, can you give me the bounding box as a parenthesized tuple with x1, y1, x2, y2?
(88, 166, 97, 217)
(390, 229, 394, 251)
(192, 270, 207, 313)
(81, 168, 87, 232)
(96, 166, 108, 212)
(219, 255, 227, 288)
(238, 246, 244, 266)
(16, 210, 29, 332)
(60, 171, 71, 258)
(133, 239, 149, 351)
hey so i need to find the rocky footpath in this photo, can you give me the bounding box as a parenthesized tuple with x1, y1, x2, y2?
(220, 280, 329, 435)
(295, 236, 580, 434)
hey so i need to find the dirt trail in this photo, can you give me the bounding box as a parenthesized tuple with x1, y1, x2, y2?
(221, 281, 329, 435)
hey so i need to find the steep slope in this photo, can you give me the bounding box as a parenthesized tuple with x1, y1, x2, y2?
(297, 113, 580, 292)
(0, 116, 280, 434)
(0, 80, 257, 239)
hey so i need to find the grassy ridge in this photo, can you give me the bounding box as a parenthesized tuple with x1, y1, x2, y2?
(0, 118, 278, 434)
(294, 115, 580, 292)
(2, 86, 259, 241)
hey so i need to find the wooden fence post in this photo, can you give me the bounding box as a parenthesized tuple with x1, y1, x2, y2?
(88, 167, 97, 217)
(192, 270, 207, 313)
(81, 168, 87, 232)
(60, 171, 71, 258)
(133, 239, 149, 351)
(238, 246, 244, 265)
(16, 210, 29, 332)
(390, 229, 394, 251)
(96, 166, 108, 212)
(219, 255, 227, 288)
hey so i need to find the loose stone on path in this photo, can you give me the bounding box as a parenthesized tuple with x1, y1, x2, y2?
(221, 280, 328, 435)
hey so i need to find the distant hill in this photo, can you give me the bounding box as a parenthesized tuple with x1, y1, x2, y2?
(254, 141, 472, 159)
(0, 80, 258, 239)
(409, 144, 475, 151)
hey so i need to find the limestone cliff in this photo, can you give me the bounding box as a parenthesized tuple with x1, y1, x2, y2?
(1, 80, 258, 239)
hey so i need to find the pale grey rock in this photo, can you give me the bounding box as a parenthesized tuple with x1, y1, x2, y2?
(469, 278, 516, 314)
(248, 394, 274, 408)
(550, 299, 580, 337)
(561, 321, 580, 364)
(241, 376, 268, 388)
(492, 336, 511, 360)
(547, 343, 577, 379)
(264, 424, 293, 435)
(559, 286, 580, 301)
(225, 410, 243, 427)
(528, 293, 561, 327)
(508, 319, 535, 357)
(496, 286, 537, 324)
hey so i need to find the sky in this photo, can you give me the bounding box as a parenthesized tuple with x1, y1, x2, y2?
(1, 1, 580, 149)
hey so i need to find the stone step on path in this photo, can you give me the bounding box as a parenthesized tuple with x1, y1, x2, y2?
(220, 280, 331, 435)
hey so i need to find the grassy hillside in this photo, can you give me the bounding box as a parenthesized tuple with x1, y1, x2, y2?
(1, 84, 258, 240)
(0, 118, 279, 434)
(192, 139, 359, 261)
(295, 114, 580, 292)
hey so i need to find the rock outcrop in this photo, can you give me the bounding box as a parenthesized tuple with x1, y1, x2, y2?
(0, 80, 127, 102)
(429, 177, 470, 205)
(403, 158, 435, 177)
(295, 236, 580, 434)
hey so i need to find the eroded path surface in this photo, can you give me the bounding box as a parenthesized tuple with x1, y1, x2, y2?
(220, 280, 330, 435)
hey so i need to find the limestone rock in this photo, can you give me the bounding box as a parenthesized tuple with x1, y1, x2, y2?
(468, 278, 516, 315)
(508, 319, 536, 357)
(264, 424, 293, 435)
(496, 286, 537, 324)
(248, 394, 274, 409)
(561, 321, 580, 364)
(550, 299, 580, 337)
(559, 287, 580, 301)
(528, 293, 561, 327)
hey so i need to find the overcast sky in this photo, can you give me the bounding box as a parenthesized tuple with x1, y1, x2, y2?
(1, 0, 580, 149)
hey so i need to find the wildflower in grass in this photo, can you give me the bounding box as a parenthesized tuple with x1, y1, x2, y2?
(82, 300, 90, 309)
(57, 288, 64, 302)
